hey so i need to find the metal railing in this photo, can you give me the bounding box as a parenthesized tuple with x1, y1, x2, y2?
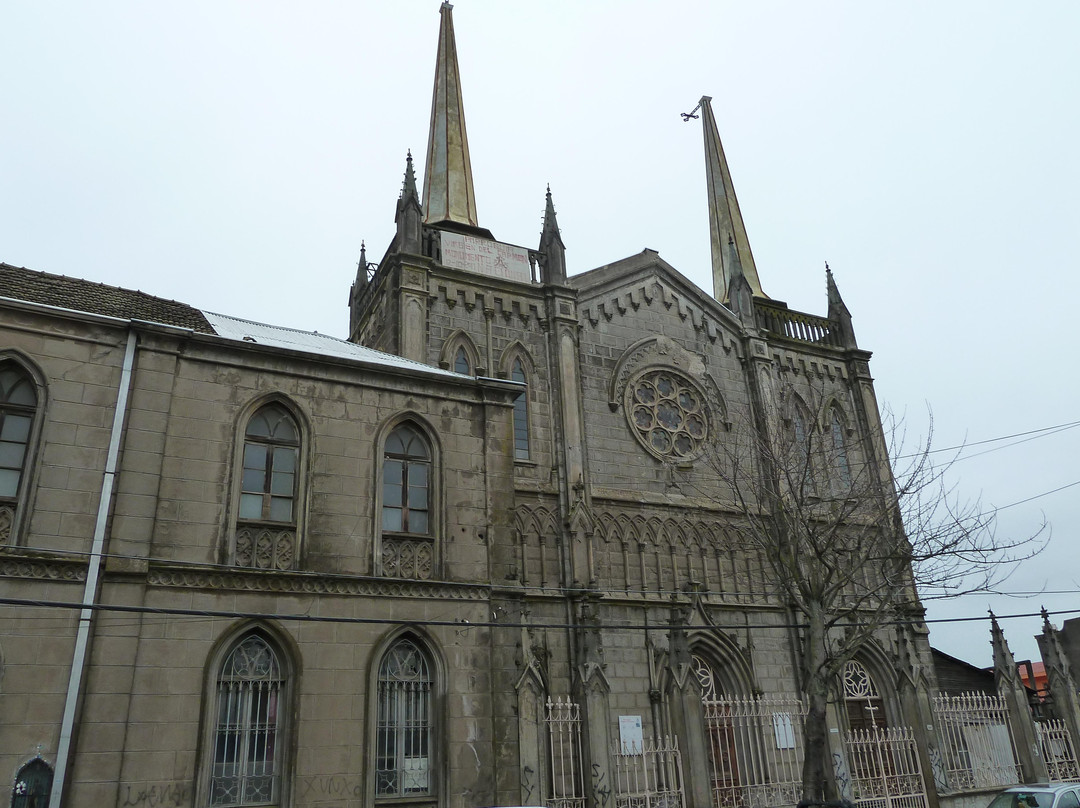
(1037, 720, 1080, 782)
(932, 692, 1021, 791)
(613, 736, 686, 808)
(704, 695, 808, 808)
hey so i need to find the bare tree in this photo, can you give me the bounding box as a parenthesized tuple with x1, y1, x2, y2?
(702, 383, 1045, 801)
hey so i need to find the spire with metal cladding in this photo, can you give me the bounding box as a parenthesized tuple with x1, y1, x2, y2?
(700, 96, 766, 303)
(422, 2, 479, 229)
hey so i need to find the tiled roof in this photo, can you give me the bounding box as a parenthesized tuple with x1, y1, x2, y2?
(0, 263, 215, 333)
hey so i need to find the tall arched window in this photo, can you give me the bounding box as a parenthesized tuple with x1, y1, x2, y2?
(829, 408, 852, 490)
(376, 637, 434, 799)
(235, 403, 300, 570)
(511, 358, 530, 460)
(209, 631, 290, 807)
(0, 363, 38, 545)
(381, 423, 434, 580)
(10, 757, 52, 808)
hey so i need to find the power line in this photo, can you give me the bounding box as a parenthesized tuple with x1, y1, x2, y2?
(0, 594, 1076, 633)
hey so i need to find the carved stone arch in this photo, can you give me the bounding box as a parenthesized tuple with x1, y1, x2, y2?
(688, 629, 757, 699)
(196, 619, 300, 808)
(0, 350, 48, 547)
(842, 640, 901, 730)
(499, 340, 536, 378)
(819, 394, 854, 435)
(597, 511, 620, 544)
(374, 413, 443, 580)
(439, 329, 480, 374)
(228, 393, 311, 569)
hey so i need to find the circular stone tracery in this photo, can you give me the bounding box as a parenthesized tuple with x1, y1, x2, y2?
(624, 369, 710, 460)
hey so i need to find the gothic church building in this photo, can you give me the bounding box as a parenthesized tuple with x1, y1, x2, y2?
(0, 5, 942, 808)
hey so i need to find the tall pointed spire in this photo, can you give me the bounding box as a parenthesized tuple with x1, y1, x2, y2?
(422, 2, 480, 229)
(700, 96, 765, 303)
(539, 185, 567, 283)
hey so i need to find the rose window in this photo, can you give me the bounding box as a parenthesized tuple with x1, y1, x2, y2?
(624, 369, 709, 459)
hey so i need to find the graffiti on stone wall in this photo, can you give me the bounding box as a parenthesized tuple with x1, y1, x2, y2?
(298, 775, 364, 800)
(120, 782, 192, 807)
(592, 762, 611, 808)
(832, 751, 851, 800)
(522, 764, 536, 804)
(927, 742, 948, 791)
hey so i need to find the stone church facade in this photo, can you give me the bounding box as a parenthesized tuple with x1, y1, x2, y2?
(0, 5, 947, 808)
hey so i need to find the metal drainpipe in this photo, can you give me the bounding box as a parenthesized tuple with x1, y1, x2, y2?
(50, 328, 137, 806)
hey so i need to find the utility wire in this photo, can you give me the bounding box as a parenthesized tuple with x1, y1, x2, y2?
(0, 595, 1076, 633)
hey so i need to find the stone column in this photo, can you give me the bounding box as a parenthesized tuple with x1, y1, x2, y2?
(664, 604, 711, 808)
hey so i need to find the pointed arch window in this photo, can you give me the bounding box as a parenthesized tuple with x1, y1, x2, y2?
(209, 632, 289, 807)
(11, 757, 52, 808)
(842, 659, 887, 731)
(235, 404, 301, 570)
(453, 346, 471, 375)
(0, 363, 38, 545)
(380, 423, 436, 580)
(375, 637, 435, 799)
(829, 408, 852, 490)
(511, 357, 530, 460)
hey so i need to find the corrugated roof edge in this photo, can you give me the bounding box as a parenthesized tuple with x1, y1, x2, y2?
(201, 311, 467, 379)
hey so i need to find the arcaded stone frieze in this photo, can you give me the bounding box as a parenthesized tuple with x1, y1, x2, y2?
(146, 565, 488, 600)
(0, 552, 87, 582)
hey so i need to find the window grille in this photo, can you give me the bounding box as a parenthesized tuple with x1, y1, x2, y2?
(376, 638, 433, 798)
(545, 697, 585, 808)
(210, 634, 285, 806)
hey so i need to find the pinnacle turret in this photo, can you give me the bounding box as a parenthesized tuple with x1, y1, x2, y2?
(826, 264, 857, 349)
(539, 185, 567, 283)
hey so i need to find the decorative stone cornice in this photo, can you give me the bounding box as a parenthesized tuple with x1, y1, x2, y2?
(147, 565, 489, 600)
(0, 553, 87, 582)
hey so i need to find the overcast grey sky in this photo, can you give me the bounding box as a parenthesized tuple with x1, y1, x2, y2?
(3, 1, 1078, 667)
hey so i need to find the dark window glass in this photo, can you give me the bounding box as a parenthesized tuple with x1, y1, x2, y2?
(0, 365, 36, 502)
(454, 346, 470, 375)
(239, 405, 299, 524)
(511, 359, 529, 460)
(382, 425, 431, 535)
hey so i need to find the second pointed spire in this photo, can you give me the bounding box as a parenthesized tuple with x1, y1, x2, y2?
(423, 2, 480, 229)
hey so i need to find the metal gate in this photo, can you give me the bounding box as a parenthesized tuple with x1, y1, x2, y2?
(843, 726, 929, 808)
(703, 695, 807, 808)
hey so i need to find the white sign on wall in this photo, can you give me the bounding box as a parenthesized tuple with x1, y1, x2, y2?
(619, 715, 644, 754)
(440, 231, 532, 283)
